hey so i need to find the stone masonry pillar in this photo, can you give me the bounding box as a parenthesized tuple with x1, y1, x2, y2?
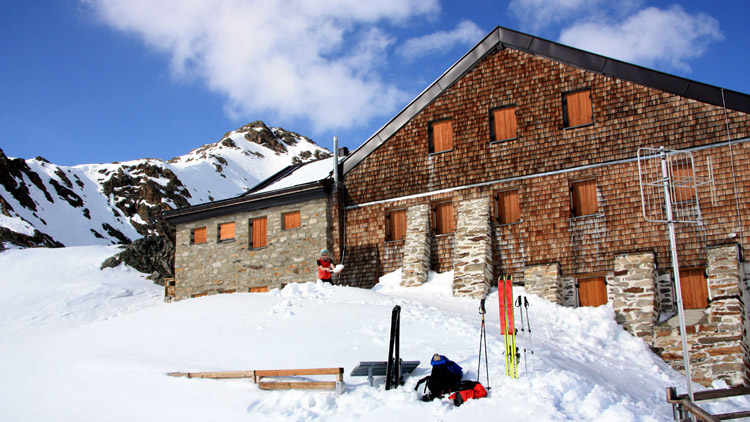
(453, 197, 492, 298)
(401, 204, 431, 287)
(524, 263, 562, 304)
(610, 251, 657, 343)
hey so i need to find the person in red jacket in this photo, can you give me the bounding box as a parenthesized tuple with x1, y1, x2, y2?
(317, 249, 335, 283)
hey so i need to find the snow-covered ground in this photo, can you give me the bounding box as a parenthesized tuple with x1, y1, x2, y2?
(1, 246, 748, 421)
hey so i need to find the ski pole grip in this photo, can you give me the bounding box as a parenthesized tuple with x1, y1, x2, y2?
(524, 296, 529, 307)
(479, 298, 486, 314)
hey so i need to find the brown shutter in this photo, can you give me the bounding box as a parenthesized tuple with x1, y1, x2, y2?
(218, 223, 235, 241)
(497, 190, 520, 224)
(388, 209, 407, 241)
(578, 276, 607, 307)
(434, 202, 455, 234)
(251, 217, 267, 248)
(565, 90, 592, 127)
(572, 179, 598, 216)
(431, 120, 453, 152)
(283, 211, 301, 230)
(492, 107, 517, 141)
(250, 286, 269, 293)
(192, 227, 207, 244)
(670, 163, 696, 202)
(680, 268, 708, 309)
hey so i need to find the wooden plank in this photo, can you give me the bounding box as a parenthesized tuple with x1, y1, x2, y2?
(692, 386, 750, 401)
(254, 368, 344, 377)
(168, 371, 255, 379)
(715, 410, 750, 420)
(258, 381, 337, 390)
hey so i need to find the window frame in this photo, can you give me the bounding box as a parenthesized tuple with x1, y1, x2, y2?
(489, 106, 518, 143)
(570, 178, 599, 217)
(282, 210, 301, 231)
(217, 222, 235, 243)
(495, 189, 521, 225)
(191, 227, 207, 245)
(428, 118, 454, 154)
(386, 208, 407, 242)
(562, 88, 593, 129)
(432, 201, 455, 235)
(249, 216, 268, 249)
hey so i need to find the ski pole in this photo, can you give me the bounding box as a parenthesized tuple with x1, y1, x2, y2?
(515, 296, 528, 375)
(524, 296, 535, 373)
(477, 298, 490, 389)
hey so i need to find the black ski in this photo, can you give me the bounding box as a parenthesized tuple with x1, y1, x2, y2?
(385, 305, 402, 390)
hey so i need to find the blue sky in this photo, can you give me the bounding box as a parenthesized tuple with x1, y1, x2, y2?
(2, 0, 749, 166)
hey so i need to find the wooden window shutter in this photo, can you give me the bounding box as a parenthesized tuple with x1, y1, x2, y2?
(430, 120, 453, 153)
(283, 211, 301, 230)
(434, 202, 455, 235)
(249, 286, 269, 293)
(218, 222, 235, 241)
(679, 268, 708, 309)
(571, 179, 598, 216)
(251, 217, 267, 248)
(491, 107, 517, 142)
(564, 90, 593, 127)
(577, 276, 607, 307)
(497, 190, 520, 224)
(670, 162, 696, 203)
(387, 209, 407, 241)
(192, 227, 207, 244)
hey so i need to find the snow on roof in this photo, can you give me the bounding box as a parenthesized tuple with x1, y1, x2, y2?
(252, 157, 334, 195)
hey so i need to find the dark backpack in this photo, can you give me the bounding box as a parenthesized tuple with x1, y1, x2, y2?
(414, 354, 463, 401)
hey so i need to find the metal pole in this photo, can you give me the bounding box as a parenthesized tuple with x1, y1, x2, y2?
(333, 136, 339, 193)
(660, 147, 695, 404)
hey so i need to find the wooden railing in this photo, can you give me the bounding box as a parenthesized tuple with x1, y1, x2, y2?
(667, 386, 750, 422)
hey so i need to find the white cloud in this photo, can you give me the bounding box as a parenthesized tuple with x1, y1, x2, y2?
(396, 20, 486, 61)
(82, 0, 440, 132)
(559, 5, 723, 72)
(508, 0, 642, 33)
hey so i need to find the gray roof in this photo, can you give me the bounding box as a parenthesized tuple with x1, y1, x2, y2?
(342, 25, 750, 175)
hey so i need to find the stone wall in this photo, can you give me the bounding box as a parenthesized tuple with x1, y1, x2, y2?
(173, 197, 329, 299)
(524, 263, 562, 304)
(401, 204, 431, 287)
(652, 245, 745, 386)
(610, 252, 657, 343)
(453, 197, 492, 298)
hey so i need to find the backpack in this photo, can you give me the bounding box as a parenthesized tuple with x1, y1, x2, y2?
(414, 354, 463, 401)
(449, 380, 488, 406)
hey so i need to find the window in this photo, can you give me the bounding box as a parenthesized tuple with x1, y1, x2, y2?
(433, 202, 455, 235)
(679, 268, 708, 309)
(429, 119, 453, 153)
(218, 222, 235, 242)
(386, 209, 407, 241)
(495, 190, 520, 225)
(282, 211, 301, 230)
(577, 276, 607, 307)
(250, 217, 267, 248)
(670, 161, 696, 203)
(490, 106, 517, 142)
(571, 179, 598, 217)
(250, 286, 269, 293)
(563, 89, 593, 128)
(191, 227, 207, 244)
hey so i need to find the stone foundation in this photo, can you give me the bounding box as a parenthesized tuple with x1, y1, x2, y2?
(453, 198, 491, 298)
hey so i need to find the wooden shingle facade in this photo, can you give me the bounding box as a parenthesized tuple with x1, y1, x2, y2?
(334, 27, 750, 386)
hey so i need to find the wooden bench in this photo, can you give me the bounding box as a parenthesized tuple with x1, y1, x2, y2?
(169, 367, 345, 394)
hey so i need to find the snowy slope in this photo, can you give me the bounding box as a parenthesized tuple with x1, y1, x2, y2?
(1, 246, 748, 422)
(0, 121, 330, 248)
